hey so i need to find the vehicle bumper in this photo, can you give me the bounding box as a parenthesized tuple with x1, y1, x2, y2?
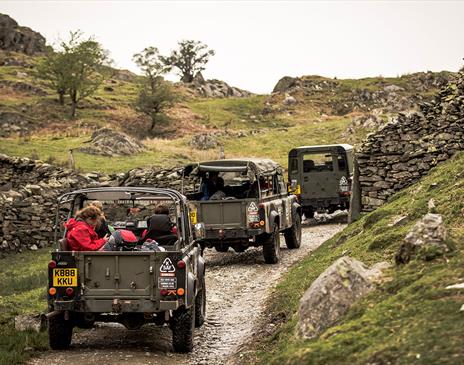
(202, 228, 263, 241)
(51, 298, 182, 313)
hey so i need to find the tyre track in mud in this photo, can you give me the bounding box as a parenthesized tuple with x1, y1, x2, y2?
(28, 221, 345, 365)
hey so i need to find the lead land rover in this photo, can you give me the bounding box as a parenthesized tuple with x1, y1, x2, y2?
(47, 187, 206, 353)
(183, 159, 302, 264)
(288, 144, 354, 218)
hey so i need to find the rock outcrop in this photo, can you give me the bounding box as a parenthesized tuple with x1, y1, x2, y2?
(298, 256, 389, 339)
(272, 72, 453, 115)
(357, 71, 464, 211)
(187, 72, 252, 98)
(78, 128, 145, 156)
(0, 13, 46, 55)
(395, 213, 449, 264)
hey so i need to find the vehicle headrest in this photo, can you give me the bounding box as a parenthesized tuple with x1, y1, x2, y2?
(147, 214, 172, 233)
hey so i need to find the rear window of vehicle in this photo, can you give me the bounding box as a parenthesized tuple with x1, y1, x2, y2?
(303, 153, 334, 172)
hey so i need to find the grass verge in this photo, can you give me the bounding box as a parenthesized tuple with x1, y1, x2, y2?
(0, 248, 50, 365)
(250, 152, 464, 365)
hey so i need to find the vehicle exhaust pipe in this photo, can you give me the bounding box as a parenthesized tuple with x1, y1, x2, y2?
(44, 310, 61, 319)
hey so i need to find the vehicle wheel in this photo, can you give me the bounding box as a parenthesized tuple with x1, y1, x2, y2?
(233, 244, 247, 253)
(195, 276, 206, 327)
(171, 305, 195, 353)
(284, 212, 302, 249)
(262, 223, 281, 264)
(303, 207, 314, 219)
(215, 243, 229, 252)
(48, 312, 73, 350)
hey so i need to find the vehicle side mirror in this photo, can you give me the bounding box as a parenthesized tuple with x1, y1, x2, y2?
(290, 179, 298, 190)
(193, 223, 206, 240)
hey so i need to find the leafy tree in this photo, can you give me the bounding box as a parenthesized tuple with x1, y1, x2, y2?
(162, 40, 215, 83)
(37, 31, 112, 118)
(133, 47, 176, 132)
(36, 50, 68, 105)
(133, 46, 170, 89)
(135, 80, 176, 132)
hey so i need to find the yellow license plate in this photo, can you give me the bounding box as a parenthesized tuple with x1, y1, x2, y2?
(190, 210, 197, 224)
(53, 268, 77, 287)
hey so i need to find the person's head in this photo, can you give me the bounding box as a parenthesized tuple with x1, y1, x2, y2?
(89, 200, 103, 211)
(155, 204, 169, 215)
(76, 206, 102, 227)
(89, 200, 104, 218)
(215, 177, 225, 190)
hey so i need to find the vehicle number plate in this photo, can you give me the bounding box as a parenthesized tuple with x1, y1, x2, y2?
(53, 268, 77, 287)
(158, 277, 177, 289)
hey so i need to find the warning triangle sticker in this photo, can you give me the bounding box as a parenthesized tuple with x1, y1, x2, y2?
(160, 258, 176, 273)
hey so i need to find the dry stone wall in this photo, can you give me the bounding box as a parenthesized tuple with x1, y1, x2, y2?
(0, 154, 196, 254)
(357, 71, 464, 212)
(0, 154, 103, 253)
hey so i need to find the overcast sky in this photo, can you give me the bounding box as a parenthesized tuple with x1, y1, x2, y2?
(2, 0, 464, 93)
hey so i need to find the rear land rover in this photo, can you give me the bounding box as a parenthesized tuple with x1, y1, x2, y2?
(47, 187, 206, 353)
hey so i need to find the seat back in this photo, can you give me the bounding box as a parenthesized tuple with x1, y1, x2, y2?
(59, 238, 69, 251)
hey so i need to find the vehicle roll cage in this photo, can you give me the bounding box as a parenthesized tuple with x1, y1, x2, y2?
(53, 187, 189, 249)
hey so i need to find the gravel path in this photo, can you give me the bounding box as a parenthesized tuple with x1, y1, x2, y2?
(28, 220, 345, 365)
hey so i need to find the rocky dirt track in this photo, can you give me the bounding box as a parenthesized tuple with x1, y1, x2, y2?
(28, 220, 345, 365)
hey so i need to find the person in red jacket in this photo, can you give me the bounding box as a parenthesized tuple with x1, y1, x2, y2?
(64, 206, 109, 251)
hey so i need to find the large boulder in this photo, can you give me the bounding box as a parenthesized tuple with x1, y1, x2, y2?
(395, 213, 448, 264)
(298, 256, 389, 339)
(78, 128, 145, 156)
(189, 133, 219, 150)
(0, 13, 46, 55)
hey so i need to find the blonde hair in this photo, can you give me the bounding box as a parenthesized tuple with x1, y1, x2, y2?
(89, 200, 105, 219)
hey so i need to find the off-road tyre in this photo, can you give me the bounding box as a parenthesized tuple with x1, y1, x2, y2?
(215, 243, 229, 252)
(195, 276, 206, 327)
(303, 207, 315, 219)
(172, 305, 195, 353)
(233, 245, 247, 253)
(48, 312, 73, 350)
(262, 223, 281, 264)
(284, 212, 302, 249)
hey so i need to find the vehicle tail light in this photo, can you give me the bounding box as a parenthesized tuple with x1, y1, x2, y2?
(48, 260, 57, 269)
(177, 288, 185, 296)
(49, 287, 57, 295)
(177, 260, 186, 269)
(160, 289, 168, 296)
(259, 220, 265, 226)
(65, 287, 74, 296)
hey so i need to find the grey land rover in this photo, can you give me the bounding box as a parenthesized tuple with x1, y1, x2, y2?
(183, 159, 302, 264)
(46, 187, 206, 353)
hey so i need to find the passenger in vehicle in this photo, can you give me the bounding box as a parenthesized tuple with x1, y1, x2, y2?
(141, 214, 177, 245)
(209, 177, 226, 200)
(64, 206, 109, 251)
(200, 172, 218, 200)
(89, 200, 112, 238)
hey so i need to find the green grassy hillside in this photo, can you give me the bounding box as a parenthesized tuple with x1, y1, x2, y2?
(248, 151, 464, 365)
(0, 50, 452, 172)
